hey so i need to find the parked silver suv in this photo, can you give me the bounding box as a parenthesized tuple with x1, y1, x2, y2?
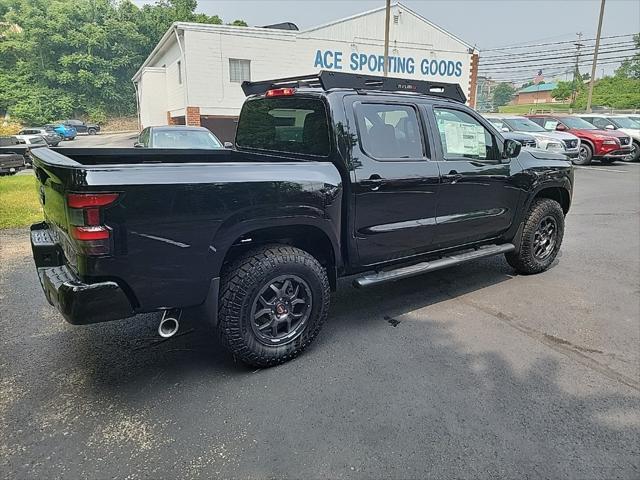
(484, 114, 581, 161)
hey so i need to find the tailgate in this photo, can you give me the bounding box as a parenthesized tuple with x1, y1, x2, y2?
(31, 149, 81, 269)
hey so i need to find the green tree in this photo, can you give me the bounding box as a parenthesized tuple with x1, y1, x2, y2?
(573, 76, 640, 109)
(615, 33, 640, 79)
(0, 0, 240, 124)
(492, 82, 516, 107)
(551, 81, 573, 101)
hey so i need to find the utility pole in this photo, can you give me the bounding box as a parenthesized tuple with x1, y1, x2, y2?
(587, 0, 606, 112)
(571, 32, 584, 107)
(383, 0, 391, 76)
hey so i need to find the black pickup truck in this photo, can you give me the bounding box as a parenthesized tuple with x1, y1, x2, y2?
(28, 72, 573, 367)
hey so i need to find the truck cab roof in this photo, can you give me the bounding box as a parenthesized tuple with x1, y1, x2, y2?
(241, 70, 467, 104)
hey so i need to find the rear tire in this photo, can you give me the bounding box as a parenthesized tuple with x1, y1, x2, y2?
(88, 128, 97, 135)
(574, 143, 593, 165)
(506, 198, 564, 275)
(218, 245, 330, 367)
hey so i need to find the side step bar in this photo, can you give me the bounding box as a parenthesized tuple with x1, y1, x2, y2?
(353, 243, 515, 288)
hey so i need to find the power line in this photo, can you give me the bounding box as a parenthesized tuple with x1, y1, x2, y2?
(481, 58, 633, 82)
(478, 40, 635, 61)
(478, 51, 635, 72)
(479, 46, 637, 67)
(481, 33, 635, 52)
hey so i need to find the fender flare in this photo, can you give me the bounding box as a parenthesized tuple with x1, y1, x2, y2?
(209, 215, 342, 276)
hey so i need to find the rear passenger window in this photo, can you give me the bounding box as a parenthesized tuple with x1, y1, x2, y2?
(355, 103, 424, 160)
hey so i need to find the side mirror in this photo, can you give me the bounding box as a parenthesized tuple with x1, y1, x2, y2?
(503, 139, 521, 159)
(133, 142, 144, 148)
(501, 127, 510, 132)
(556, 124, 567, 131)
(605, 124, 615, 130)
(224, 141, 233, 149)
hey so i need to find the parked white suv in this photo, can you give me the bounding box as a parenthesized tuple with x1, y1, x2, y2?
(576, 114, 640, 162)
(484, 114, 581, 161)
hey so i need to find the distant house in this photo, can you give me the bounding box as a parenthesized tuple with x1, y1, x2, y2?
(512, 82, 559, 105)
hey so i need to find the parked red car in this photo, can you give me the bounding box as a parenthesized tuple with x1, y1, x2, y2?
(527, 114, 633, 165)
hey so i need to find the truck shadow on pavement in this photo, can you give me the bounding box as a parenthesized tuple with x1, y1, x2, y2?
(2, 237, 639, 477)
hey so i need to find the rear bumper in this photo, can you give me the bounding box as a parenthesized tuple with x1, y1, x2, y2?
(565, 151, 579, 159)
(0, 165, 23, 174)
(31, 222, 134, 325)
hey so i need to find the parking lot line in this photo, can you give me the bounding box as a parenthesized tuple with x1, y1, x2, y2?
(574, 166, 630, 173)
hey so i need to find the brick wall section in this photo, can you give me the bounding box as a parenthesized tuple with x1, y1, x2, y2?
(166, 112, 180, 125)
(468, 53, 479, 108)
(186, 106, 201, 127)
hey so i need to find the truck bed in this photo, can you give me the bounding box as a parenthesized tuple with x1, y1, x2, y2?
(29, 147, 336, 167)
(29, 146, 343, 317)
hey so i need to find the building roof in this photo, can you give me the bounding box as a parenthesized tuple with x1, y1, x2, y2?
(301, 2, 475, 50)
(133, 2, 476, 82)
(518, 82, 557, 94)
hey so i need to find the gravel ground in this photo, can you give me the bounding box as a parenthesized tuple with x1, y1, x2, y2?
(1, 163, 639, 479)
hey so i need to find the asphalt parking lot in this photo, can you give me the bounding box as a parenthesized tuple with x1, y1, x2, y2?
(1, 162, 639, 479)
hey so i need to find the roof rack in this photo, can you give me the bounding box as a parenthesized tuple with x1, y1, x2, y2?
(241, 70, 467, 103)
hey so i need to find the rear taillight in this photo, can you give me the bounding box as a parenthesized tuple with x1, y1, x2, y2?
(67, 193, 119, 208)
(67, 192, 119, 255)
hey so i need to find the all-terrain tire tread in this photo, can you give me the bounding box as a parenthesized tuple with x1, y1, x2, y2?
(218, 245, 330, 367)
(506, 198, 564, 275)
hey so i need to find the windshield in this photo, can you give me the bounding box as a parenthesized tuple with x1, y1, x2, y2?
(611, 117, 640, 129)
(486, 118, 506, 130)
(561, 117, 597, 129)
(503, 117, 547, 132)
(152, 130, 223, 149)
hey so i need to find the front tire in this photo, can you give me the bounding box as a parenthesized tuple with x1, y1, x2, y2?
(506, 198, 564, 275)
(88, 128, 97, 135)
(218, 245, 330, 367)
(574, 143, 593, 165)
(622, 141, 640, 162)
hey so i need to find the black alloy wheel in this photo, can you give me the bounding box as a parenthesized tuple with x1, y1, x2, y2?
(250, 274, 312, 346)
(532, 215, 558, 261)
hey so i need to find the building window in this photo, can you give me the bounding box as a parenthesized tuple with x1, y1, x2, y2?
(177, 60, 182, 84)
(229, 59, 251, 83)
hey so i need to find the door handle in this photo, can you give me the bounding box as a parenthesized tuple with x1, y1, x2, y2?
(363, 174, 386, 191)
(442, 171, 463, 184)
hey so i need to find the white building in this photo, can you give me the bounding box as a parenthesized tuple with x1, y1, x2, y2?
(133, 2, 479, 141)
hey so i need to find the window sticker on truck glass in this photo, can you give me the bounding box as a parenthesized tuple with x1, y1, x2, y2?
(434, 108, 494, 161)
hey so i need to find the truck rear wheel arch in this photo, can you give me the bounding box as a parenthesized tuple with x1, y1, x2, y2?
(221, 225, 338, 290)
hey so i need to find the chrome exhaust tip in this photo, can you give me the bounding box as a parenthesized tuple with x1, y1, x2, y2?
(158, 310, 180, 338)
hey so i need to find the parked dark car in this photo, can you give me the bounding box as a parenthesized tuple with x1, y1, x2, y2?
(58, 119, 100, 135)
(0, 136, 26, 175)
(134, 125, 223, 149)
(499, 131, 537, 148)
(28, 71, 573, 367)
(18, 128, 62, 146)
